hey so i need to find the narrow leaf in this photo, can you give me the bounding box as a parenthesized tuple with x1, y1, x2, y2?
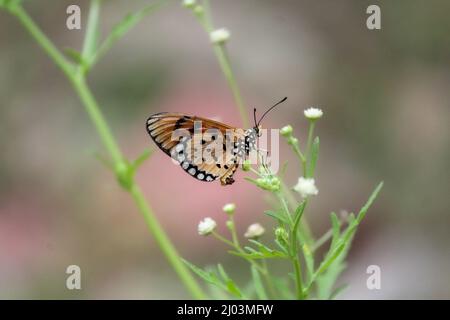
(330, 212, 340, 250)
(64, 48, 87, 66)
(264, 210, 288, 224)
(356, 181, 384, 223)
(217, 264, 243, 298)
(330, 283, 349, 299)
(251, 265, 268, 300)
(93, 1, 164, 65)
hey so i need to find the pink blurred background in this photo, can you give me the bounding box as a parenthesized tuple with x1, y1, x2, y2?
(0, 0, 449, 299)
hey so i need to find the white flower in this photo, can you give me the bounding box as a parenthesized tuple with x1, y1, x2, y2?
(222, 203, 236, 214)
(244, 223, 265, 239)
(210, 28, 230, 44)
(198, 217, 217, 236)
(182, 0, 196, 8)
(293, 177, 318, 198)
(304, 107, 323, 120)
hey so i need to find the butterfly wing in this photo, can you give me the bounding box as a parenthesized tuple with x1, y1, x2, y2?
(146, 113, 244, 185)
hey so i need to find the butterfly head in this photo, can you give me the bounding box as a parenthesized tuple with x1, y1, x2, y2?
(253, 97, 287, 137)
(253, 125, 263, 137)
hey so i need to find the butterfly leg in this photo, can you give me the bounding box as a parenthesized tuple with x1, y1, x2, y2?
(220, 165, 238, 185)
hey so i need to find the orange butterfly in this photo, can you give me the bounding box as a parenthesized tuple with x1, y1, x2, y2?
(146, 97, 286, 185)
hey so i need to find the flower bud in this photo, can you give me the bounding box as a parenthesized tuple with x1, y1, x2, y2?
(244, 223, 265, 239)
(210, 28, 230, 44)
(222, 203, 236, 215)
(198, 217, 217, 236)
(287, 136, 298, 146)
(256, 176, 281, 192)
(182, 0, 196, 9)
(280, 125, 293, 137)
(275, 227, 289, 244)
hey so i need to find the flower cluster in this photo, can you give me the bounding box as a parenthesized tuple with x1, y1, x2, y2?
(293, 177, 318, 198)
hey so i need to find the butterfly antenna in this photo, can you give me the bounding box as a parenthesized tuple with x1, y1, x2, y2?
(253, 107, 258, 128)
(257, 97, 287, 126)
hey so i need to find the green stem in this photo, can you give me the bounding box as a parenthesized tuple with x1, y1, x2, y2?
(311, 229, 333, 252)
(130, 185, 206, 299)
(212, 45, 250, 128)
(8, 3, 206, 300)
(9, 5, 75, 79)
(291, 201, 306, 299)
(198, 0, 250, 128)
(261, 259, 277, 299)
(229, 216, 241, 248)
(71, 75, 123, 164)
(277, 193, 294, 224)
(212, 232, 265, 274)
(79, 0, 101, 74)
(306, 121, 316, 164)
(292, 143, 307, 176)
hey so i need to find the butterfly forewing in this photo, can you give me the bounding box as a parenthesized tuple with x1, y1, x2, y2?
(146, 113, 251, 185)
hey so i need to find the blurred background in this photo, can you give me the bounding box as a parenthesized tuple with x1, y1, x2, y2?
(0, 0, 449, 299)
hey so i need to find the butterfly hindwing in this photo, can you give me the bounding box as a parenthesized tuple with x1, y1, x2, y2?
(146, 113, 248, 185)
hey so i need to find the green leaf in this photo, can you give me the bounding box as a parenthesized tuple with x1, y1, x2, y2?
(182, 260, 245, 299)
(279, 160, 289, 179)
(302, 243, 315, 281)
(307, 136, 319, 177)
(92, 1, 164, 65)
(273, 277, 294, 300)
(229, 241, 288, 259)
(0, 0, 21, 10)
(264, 210, 288, 224)
(309, 182, 383, 297)
(330, 212, 340, 250)
(248, 240, 276, 256)
(64, 48, 87, 66)
(181, 259, 222, 287)
(251, 265, 268, 300)
(330, 283, 349, 300)
(274, 239, 289, 255)
(217, 264, 244, 298)
(293, 200, 307, 226)
(356, 181, 384, 223)
(132, 148, 153, 170)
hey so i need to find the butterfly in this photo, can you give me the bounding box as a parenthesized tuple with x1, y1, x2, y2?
(146, 97, 286, 186)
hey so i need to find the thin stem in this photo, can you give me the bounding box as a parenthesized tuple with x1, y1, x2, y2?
(8, 3, 206, 299)
(229, 216, 241, 248)
(71, 75, 123, 164)
(261, 259, 277, 299)
(213, 231, 237, 248)
(306, 121, 316, 162)
(82, 0, 100, 58)
(212, 232, 265, 274)
(212, 45, 250, 127)
(130, 185, 206, 299)
(9, 5, 74, 79)
(311, 229, 333, 252)
(200, 0, 250, 128)
(79, 0, 101, 74)
(292, 143, 307, 176)
(293, 259, 304, 299)
(291, 201, 306, 299)
(276, 192, 293, 224)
